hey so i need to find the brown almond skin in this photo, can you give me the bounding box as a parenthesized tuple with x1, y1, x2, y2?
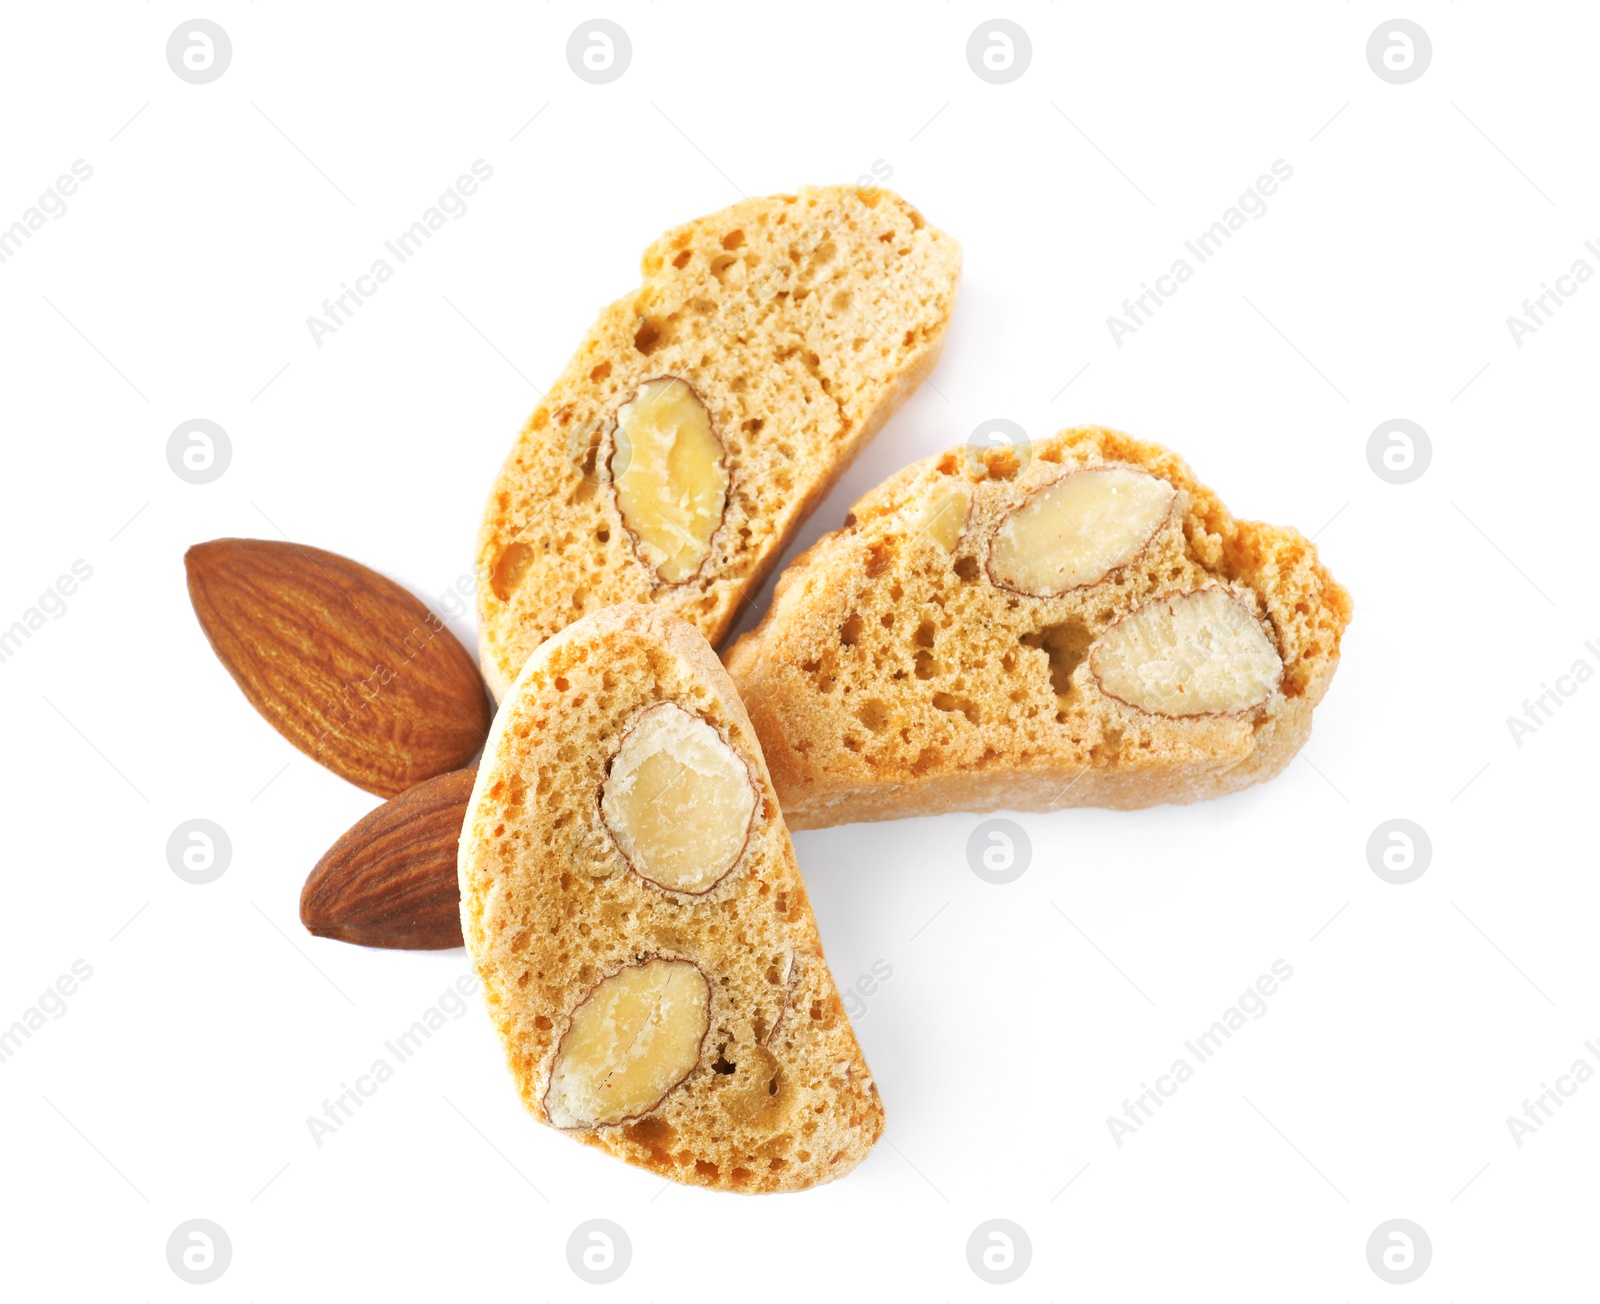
(300, 767, 474, 949)
(185, 539, 491, 797)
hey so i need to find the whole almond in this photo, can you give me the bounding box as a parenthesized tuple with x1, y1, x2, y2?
(300, 767, 473, 949)
(185, 539, 490, 797)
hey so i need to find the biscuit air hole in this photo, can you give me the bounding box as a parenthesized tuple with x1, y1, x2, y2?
(1020, 618, 1094, 698)
(633, 319, 663, 354)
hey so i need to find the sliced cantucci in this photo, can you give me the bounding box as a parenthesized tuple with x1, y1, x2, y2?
(458, 604, 883, 1192)
(1090, 587, 1283, 716)
(474, 187, 961, 703)
(724, 426, 1351, 826)
(612, 377, 729, 584)
(544, 958, 711, 1128)
(988, 466, 1176, 595)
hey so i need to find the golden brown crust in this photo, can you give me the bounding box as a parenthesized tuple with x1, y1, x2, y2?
(459, 605, 883, 1192)
(724, 427, 1353, 828)
(476, 186, 962, 698)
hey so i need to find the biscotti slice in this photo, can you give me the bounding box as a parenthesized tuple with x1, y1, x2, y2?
(475, 185, 961, 699)
(458, 604, 883, 1193)
(724, 427, 1352, 828)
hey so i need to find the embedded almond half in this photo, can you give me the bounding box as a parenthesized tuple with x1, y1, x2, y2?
(185, 539, 490, 797)
(299, 767, 473, 949)
(988, 466, 1176, 595)
(611, 377, 729, 584)
(600, 703, 758, 894)
(907, 481, 972, 552)
(544, 958, 711, 1129)
(1090, 587, 1282, 716)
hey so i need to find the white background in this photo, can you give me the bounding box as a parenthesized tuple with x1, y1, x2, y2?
(2, 2, 1596, 1299)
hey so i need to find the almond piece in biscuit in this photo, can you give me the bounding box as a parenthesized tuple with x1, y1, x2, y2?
(475, 185, 961, 699)
(459, 604, 882, 1193)
(724, 427, 1352, 827)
